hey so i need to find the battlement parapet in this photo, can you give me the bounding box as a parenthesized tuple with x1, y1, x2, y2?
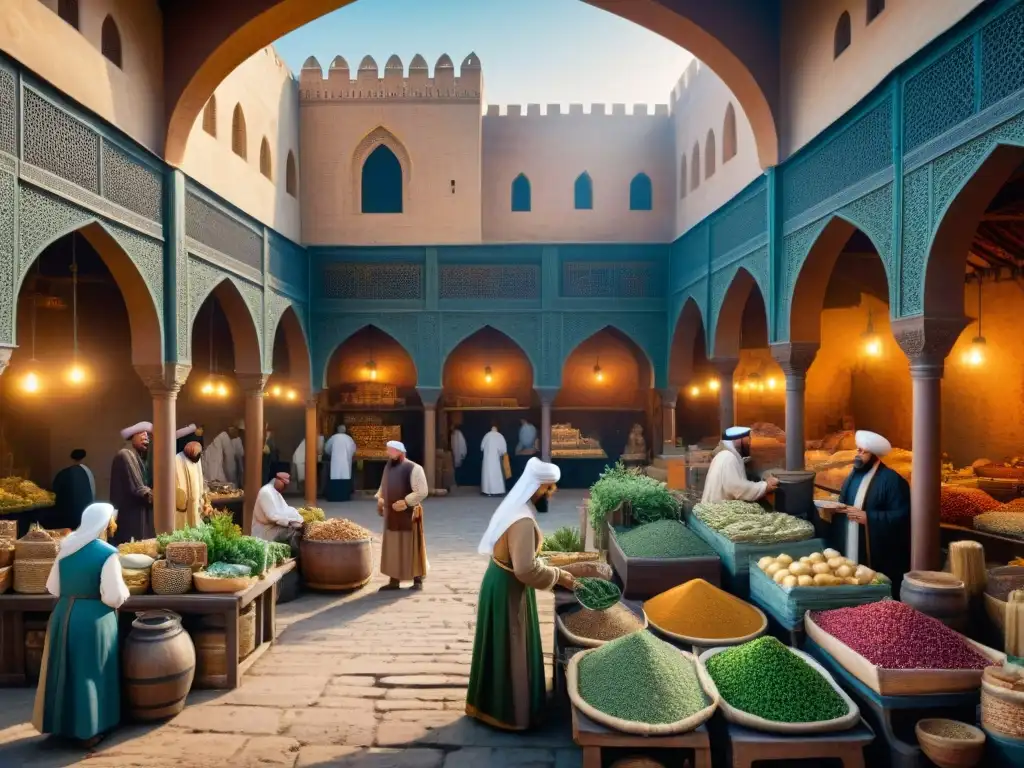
(484, 103, 669, 118)
(300, 52, 482, 101)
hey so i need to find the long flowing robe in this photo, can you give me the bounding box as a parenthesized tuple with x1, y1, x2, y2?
(202, 432, 236, 486)
(109, 448, 153, 544)
(325, 432, 357, 502)
(701, 442, 767, 504)
(829, 461, 911, 593)
(292, 436, 325, 483)
(481, 430, 508, 496)
(174, 453, 205, 530)
(466, 516, 558, 731)
(376, 459, 429, 581)
(231, 436, 245, 486)
(50, 464, 94, 531)
(33, 516, 129, 741)
(451, 429, 468, 469)
(252, 481, 303, 555)
(516, 423, 538, 455)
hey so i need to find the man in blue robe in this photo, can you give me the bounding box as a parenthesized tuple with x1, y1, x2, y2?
(827, 430, 911, 593)
(50, 449, 95, 530)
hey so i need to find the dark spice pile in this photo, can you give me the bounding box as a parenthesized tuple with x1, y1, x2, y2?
(563, 603, 644, 642)
(615, 520, 715, 559)
(704, 637, 847, 723)
(811, 600, 989, 670)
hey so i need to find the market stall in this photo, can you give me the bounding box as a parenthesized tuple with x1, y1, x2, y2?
(551, 421, 611, 489)
(0, 478, 56, 537)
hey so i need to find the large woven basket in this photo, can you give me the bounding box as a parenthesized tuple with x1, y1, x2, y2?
(15, 530, 59, 560)
(239, 603, 256, 658)
(165, 541, 208, 571)
(0, 520, 16, 540)
(193, 571, 255, 594)
(122, 567, 151, 596)
(981, 666, 1024, 739)
(151, 560, 193, 595)
(0, 565, 11, 594)
(14, 558, 54, 594)
(0, 540, 13, 569)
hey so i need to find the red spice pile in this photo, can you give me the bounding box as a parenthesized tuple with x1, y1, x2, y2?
(811, 600, 989, 670)
(939, 486, 1000, 525)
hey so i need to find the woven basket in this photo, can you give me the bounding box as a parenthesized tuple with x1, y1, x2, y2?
(0, 565, 10, 594)
(0, 541, 13, 569)
(0, 520, 16, 540)
(151, 560, 193, 595)
(981, 667, 1024, 739)
(15, 530, 59, 560)
(14, 558, 54, 594)
(239, 603, 256, 658)
(193, 571, 255, 594)
(166, 541, 208, 571)
(117, 539, 161, 559)
(122, 567, 151, 596)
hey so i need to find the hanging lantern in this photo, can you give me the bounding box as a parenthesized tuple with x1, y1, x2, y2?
(484, 365, 493, 384)
(861, 308, 882, 358)
(593, 359, 604, 382)
(963, 279, 985, 368)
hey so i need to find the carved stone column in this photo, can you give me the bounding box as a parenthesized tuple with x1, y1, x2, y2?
(712, 358, 739, 434)
(771, 342, 819, 471)
(304, 397, 319, 507)
(418, 387, 443, 493)
(135, 364, 191, 535)
(238, 374, 268, 535)
(536, 387, 559, 463)
(660, 388, 679, 451)
(893, 316, 969, 572)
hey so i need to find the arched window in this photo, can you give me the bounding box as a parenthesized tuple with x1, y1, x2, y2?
(202, 96, 217, 137)
(834, 11, 852, 58)
(679, 155, 687, 199)
(705, 130, 717, 179)
(260, 138, 273, 180)
(231, 104, 247, 159)
(574, 172, 593, 210)
(629, 173, 653, 211)
(691, 143, 701, 191)
(723, 103, 737, 163)
(361, 144, 403, 213)
(511, 174, 531, 212)
(286, 151, 297, 198)
(866, 0, 885, 24)
(101, 15, 122, 69)
(57, 0, 79, 29)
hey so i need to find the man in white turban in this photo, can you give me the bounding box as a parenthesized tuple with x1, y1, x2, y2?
(828, 430, 911, 592)
(701, 426, 779, 504)
(375, 441, 430, 591)
(467, 457, 574, 731)
(252, 472, 304, 556)
(109, 422, 154, 543)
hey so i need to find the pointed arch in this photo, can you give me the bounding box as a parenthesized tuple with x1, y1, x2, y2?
(511, 174, 531, 213)
(867, 0, 886, 24)
(188, 276, 263, 376)
(231, 103, 247, 159)
(561, 325, 655, 397)
(723, 103, 737, 163)
(361, 145, 402, 213)
(202, 95, 217, 137)
(574, 172, 593, 210)
(680, 155, 688, 199)
(705, 130, 717, 179)
(319, 323, 419, 390)
(669, 297, 707, 387)
(101, 15, 122, 68)
(712, 267, 767, 359)
(57, 0, 79, 30)
(259, 137, 273, 180)
(286, 151, 298, 198)
(691, 143, 701, 191)
(352, 126, 411, 212)
(442, 326, 535, 396)
(834, 11, 852, 58)
(629, 173, 653, 211)
(268, 302, 312, 396)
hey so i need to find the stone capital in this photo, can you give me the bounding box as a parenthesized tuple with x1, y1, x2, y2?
(535, 386, 559, 407)
(659, 387, 679, 408)
(237, 373, 270, 395)
(770, 342, 819, 379)
(710, 358, 739, 378)
(891, 315, 970, 377)
(417, 386, 443, 408)
(135, 363, 191, 395)
(0, 344, 15, 377)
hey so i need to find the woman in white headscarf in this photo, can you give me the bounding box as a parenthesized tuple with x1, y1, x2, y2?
(33, 503, 129, 746)
(466, 458, 574, 731)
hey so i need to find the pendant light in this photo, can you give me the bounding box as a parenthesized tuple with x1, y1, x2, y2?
(366, 339, 377, 381)
(965, 278, 986, 367)
(861, 308, 882, 358)
(483, 365, 493, 384)
(593, 356, 603, 382)
(65, 233, 87, 386)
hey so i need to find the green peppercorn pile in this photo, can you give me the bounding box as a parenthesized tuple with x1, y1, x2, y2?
(615, 520, 716, 558)
(577, 631, 709, 724)
(704, 637, 848, 723)
(574, 577, 621, 610)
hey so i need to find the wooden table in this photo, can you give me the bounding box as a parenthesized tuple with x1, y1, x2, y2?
(726, 719, 874, 767)
(0, 560, 294, 690)
(571, 703, 711, 768)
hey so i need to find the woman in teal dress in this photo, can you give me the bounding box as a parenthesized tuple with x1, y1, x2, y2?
(467, 457, 574, 730)
(33, 503, 130, 746)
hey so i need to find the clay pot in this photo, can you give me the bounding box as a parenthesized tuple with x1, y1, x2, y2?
(900, 571, 969, 631)
(122, 610, 196, 721)
(300, 538, 373, 591)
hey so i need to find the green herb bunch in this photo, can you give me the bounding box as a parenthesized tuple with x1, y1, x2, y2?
(542, 526, 583, 552)
(587, 462, 678, 529)
(156, 512, 274, 574)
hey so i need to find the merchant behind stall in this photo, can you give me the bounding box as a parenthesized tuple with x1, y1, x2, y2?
(376, 441, 429, 591)
(252, 471, 304, 556)
(109, 422, 154, 544)
(467, 457, 574, 731)
(324, 424, 357, 502)
(702, 426, 779, 504)
(827, 430, 911, 591)
(50, 449, 95, 530)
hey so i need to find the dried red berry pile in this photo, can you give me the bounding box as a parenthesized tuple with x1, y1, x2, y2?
(811, 600, 989, 670)
(939, 486, 1000, 525)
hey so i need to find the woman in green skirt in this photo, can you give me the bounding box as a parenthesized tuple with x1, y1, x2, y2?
(467, 457, 574, 730)
(33, 503, 129, 746)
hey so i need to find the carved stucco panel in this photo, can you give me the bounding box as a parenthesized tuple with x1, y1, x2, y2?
(899, 167, 931, 317)
(778, 218, 832, 340)
(416, 312, 441, 387)
(0, 172, 15, 344)
(265, 291, 293, 366)
(187, 257, 265, 370)
(540, 312, 561, 387)
(838, 182, 895, 305)
(708, 247, 768, 350)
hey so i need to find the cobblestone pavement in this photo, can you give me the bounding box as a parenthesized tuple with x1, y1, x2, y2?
(0, 489, 589, 767)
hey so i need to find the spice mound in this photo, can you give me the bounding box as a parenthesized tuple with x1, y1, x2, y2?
(811, 601, 989, 670)
(695, 501, 813, 544)
(304, 518, 373, 542)
(644, 579, 764, 641)
(973, 511, 1024, 540)
(615, 520, 715, 559)
(577, 631, 708, 724)
(705, 637, 847, 723)
(574, 577, 621, 610)
(939, 486, 999, 525)
(563, 603, 644, 642)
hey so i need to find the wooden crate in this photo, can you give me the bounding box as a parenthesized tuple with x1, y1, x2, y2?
(749, 563, 891, 629)
(608, 525, 720, 599)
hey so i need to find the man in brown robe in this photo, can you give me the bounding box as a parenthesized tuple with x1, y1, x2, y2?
(110, 421, 154, 544)
(375, 440, 429, 591)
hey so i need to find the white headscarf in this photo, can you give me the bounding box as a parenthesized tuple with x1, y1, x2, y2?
(478, 457, 561, 555)
(56, 503, 117, 561)
(47, 503, 128, 609)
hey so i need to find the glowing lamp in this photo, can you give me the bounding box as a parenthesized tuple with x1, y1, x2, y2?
(201, 381, 214, 395)
(689, 385, 700, 398)
(708, 379, 720, 392)
(593, 363, 604, 382)
(366, 359, 377, 381)
(66, 363, 87, 385)
(21, 370, 40, 394)
(964, 336, 986, 367)
(271, 385, 282, 397)
(861, 309, 881, 358)
(484, 366, 493, 384)
(767, 377, 777, 390)
(216, 382, 228, 397)
(286, 389, 297, 401)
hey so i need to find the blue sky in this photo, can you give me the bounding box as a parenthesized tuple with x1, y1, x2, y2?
(274, 0, 693, 108)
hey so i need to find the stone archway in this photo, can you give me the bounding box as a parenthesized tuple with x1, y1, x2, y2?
(268, 302, 312, 396)
(712, 266, 765, 360)
(188, 276, 264, 377)
(669, 296, 707, 387)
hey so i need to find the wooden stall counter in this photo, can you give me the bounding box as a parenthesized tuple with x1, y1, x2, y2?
(571, 703, 711, 768)
(725, 720, 874, 768)
(0, 560, 295, 690)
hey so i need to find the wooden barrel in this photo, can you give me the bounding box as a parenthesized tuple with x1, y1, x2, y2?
(900, 571, 969, 630)
(300, 538, 373, 591)
(122, 610, 196, 721)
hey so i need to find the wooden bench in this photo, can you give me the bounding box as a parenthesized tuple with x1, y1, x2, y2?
(0, 560, 294, 689)
(571, 703, 711, 768)
(726, 719, 874, 768)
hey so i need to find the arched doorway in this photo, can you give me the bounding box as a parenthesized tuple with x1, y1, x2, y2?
(263, 305, 312, 490)
(442, 326, 535, 491)
(323, 325, 420, 495)
(555, 326, 652, 487)
(669, 298, 717, 448)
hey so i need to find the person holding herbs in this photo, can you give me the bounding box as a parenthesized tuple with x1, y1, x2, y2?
(466, 457, 575, 731)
